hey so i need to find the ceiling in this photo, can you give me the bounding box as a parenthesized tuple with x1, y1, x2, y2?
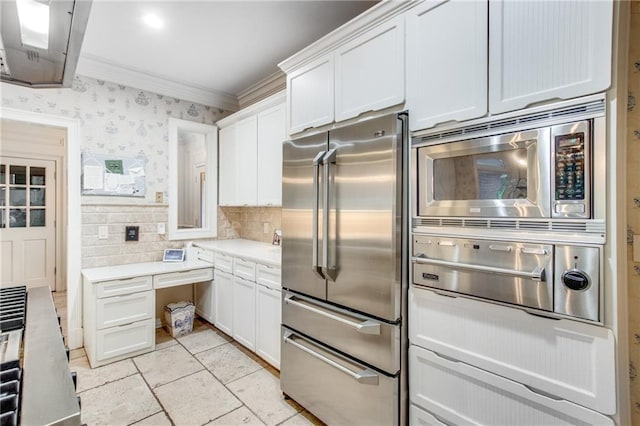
(76, 1, 378, 110)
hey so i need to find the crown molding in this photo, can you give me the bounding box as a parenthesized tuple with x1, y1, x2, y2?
(237, 71, 286, 109)
(217, 90, 286, 128)
(278, 0, 417, 73)
(76, 54, 240, 111)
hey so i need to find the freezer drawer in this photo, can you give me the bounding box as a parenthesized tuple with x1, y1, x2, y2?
(281, 328, 399, 426)
(409, 345, 614, 426)
(282, 291, 400, 374)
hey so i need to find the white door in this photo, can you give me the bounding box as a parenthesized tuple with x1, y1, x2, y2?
(232, 275, 256, 351)
(256, 284, 281, 369)
(0, 157, 56, 290)
(214, 269, 233, 335)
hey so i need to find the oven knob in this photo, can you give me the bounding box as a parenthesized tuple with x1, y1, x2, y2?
(562, 270, 590, 291)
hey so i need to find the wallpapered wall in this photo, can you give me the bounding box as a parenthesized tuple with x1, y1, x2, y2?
(1, 75, 234, 269)
(628, 2, 640, 423)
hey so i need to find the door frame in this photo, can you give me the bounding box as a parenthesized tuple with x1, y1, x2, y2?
(2, 108, 82, 349)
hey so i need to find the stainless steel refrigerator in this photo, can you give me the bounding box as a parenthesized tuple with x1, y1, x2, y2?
(280, 111, 408, 425)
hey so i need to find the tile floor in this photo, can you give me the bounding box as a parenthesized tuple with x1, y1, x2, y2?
(54, 292, 323, 426)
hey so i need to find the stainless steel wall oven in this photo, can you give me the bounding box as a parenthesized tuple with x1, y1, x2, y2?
(410, 94, 607, 323)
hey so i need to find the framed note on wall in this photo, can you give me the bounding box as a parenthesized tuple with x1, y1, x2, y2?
(81, 152, 147, 197)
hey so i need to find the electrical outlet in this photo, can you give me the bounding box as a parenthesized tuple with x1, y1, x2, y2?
(155, 192, 163, 203)
(157, 223, 166, 235)
(263, 222, 269, 234)
(98, 225, 108, 240)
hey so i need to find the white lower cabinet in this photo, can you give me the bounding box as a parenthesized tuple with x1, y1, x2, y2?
(214, 269, 233, 336)
(232, 276, 256, 350)
(256, 283, 281, 368)
(96, 319, 155, 362)
(194, 280, 215, 324)
(409, 345, 614, 426)
(410, 404, 446, 426)
(409, 288, 616, 414)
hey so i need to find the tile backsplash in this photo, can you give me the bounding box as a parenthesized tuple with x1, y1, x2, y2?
(219, 207, 282, 244)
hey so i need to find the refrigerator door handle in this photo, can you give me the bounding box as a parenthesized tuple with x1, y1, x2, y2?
(284, 294, 381, 335)
(312, 151, 327, 279)
(283, 331, 380, 385)
(322, 149, 337, 281)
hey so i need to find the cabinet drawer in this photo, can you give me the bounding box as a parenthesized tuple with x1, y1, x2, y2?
(153, 268, 213, 289)
(96, 276, 152, 298)
(197, 248, 215, 263)
(256, 264, 281, 289)
(96, 319, 154, 361)
(233, 258, 256, 281)
(409, 345, 614, 426)
(215, 253, 233, 273)
(96, 291, 154, 330)
(410, 404, 447, 426)
(409, 287, 616, 414)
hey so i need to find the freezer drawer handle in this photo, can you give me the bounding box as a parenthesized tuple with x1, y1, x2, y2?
(283, 333, 379, 385)
(312, 151, 326, 280)
(284, 295, 381, 335)
(412, 257, 545, 282)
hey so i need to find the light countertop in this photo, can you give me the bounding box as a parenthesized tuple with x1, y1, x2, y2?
(82, 259, 214, 282)
(194, 239, 281, 266)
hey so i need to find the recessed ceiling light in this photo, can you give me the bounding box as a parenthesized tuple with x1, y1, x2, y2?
(142, 13, 163, 29)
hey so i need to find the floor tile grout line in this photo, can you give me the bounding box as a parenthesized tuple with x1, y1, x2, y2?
(131, 354, 178, 426)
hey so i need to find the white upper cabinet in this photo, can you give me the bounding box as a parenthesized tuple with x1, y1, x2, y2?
(406, 0, 488, 131)
(257, 103, 285, 206)
(234, 116, 258, 206)
(218, 125, 237, 206)
(334, 16, 405, 122)
(287, 55, 334, 134)
(489, 0, 613, 114)
(217, 91, 286, 206)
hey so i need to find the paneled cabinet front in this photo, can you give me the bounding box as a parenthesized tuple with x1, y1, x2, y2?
(232, 276, 257, 350)
(218, 94, 285, 206)
(83, 275, 155, 368)
(287, 55, 334, 134)
(214, 269, 233, 336)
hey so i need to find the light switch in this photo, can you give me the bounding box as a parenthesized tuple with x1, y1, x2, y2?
(157, 223, 166, 235)
(98, 225, 108, 240)
(634, 235, 640, 263)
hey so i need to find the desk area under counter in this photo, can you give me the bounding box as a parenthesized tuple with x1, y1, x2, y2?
(82, 259, 214, 368)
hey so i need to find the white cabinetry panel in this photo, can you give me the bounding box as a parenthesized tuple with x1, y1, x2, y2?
(232, 276, 256, 350)
(218, 125, 237, 206)
(489, 0, 613, 114)
(233, 257, 256, 282)
(96, 291, 154, 330)
(406, 0, 487, 131)
(153, 268, 213, 289)
(96, 276, 152, 298)
(194, 280, 215, 324)
(287, 55, 334, 134)
(257, 103, 285, 206)
(410, 404, 447, 426)
(409, 288, 615, 414)
(334, 16, 404, 122)
(256, 264, 281, 290)
(96, 319, 154, 362)
(256, 284, 281, 368)
(235, 116, 258, 205)
(214, 269, 233, 335)
(410, 345, 614, 426)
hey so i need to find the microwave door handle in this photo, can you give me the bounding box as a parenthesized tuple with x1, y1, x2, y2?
(412, 257, 546, 282)
(322, 149, 337, 281)
(312, 151, 326, 279)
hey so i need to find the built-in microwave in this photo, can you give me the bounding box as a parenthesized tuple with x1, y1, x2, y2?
(413, 104, 606, 226)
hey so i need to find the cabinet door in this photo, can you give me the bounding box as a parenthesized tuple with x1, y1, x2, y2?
(194, 280, 215, 324)
(257, 103, 286, 206)
(489, 0, 613, 114)
(235, 116, 258, 205)
(256, 285, 281, 369)
(218, 124, 237, 206)
(334, 16, 405, 122)
(214, 270, 233, 335)
(406, 0, 487, 131)
(232, 276, 256, 350)
(287, 54, 334, 134)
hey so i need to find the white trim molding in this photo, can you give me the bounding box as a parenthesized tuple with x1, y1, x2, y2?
(77, 54, 240, 112)
(237, 71, 287, 110)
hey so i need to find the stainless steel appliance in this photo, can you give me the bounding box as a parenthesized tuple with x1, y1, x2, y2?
(412, 235, 602, 322)
(280, 111, 408, 425)
(0, 286, 81, 426)
(413, 96, 605, 225)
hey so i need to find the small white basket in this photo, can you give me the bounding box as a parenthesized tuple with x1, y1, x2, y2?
(164, 300, 195, 338)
